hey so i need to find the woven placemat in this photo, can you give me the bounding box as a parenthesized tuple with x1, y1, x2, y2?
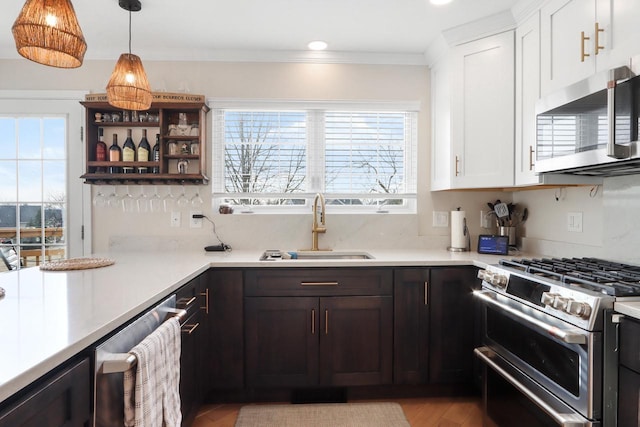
(39, 257, 115, 271)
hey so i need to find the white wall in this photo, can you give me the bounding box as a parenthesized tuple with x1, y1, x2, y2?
(1, 58, 507, 253)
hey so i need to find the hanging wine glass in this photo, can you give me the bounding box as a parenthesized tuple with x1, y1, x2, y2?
(93, 187, 107, 209)
(122, 185, 136, 213)
(176, 185, 190, 210)
(150, 186, 163, 213)
(190, 189, 203, 209)
(163, 186, 176, 212)
(107, 186, 121, 210)
(137, 186, 150, 213)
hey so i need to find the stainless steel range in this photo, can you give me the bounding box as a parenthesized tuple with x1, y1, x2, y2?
(474, 257, 640, 427)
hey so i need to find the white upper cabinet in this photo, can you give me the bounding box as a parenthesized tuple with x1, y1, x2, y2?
(540, 0, 599, 95)
(430, 31, 515, 190)
(515, 12, 541, 186)
(540, 0, 640, 97)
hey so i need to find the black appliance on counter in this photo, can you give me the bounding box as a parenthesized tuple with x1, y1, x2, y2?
(474, 257, 640, 427)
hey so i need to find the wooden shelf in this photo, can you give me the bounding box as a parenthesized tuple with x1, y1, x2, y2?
(81, 93, 209, 185)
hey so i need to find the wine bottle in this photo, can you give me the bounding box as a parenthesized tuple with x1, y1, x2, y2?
(122, 129, 136, 173)
(137, 129, 151, 174)
(96, 127, 107, 173)
(152, 133, 160, 174)
(108, 134, 121, 174)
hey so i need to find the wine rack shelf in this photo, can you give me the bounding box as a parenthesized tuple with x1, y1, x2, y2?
(80, 93, 210, 185)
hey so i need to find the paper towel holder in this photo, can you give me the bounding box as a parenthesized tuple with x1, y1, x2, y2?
(448, 209, 471, 252)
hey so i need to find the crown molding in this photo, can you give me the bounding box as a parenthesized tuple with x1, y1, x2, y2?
(441, 10, 517, 46)
(511, 0, 545, 24)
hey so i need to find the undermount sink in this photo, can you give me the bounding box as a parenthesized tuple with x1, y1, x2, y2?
(259, 250, 374, 261)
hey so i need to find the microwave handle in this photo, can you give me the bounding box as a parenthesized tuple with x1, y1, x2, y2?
(607, 67, 633, 159)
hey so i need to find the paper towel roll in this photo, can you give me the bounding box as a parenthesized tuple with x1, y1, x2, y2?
(450, 210, 467, 250)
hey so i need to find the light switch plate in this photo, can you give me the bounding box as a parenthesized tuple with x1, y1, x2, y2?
(432, 211, 449, 228)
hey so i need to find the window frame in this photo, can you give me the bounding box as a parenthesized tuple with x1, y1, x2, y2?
(210, 99, 419, 214)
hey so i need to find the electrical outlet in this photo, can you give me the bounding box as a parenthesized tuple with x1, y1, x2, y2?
(567, 212, 583, 232)
(432, 211, 449, 228)
(190, 211, 202, 228)
(170, 211, 181, 228)
(480, 210, 491, 228)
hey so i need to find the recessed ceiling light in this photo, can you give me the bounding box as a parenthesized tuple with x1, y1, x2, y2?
(430, 0, 453, 5)
(308, 40, 328, 51)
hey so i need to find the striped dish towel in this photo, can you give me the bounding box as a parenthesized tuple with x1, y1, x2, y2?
(124, 315, 182, 427)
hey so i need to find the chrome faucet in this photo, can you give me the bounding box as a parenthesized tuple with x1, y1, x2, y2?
(310, 193, 329, 251)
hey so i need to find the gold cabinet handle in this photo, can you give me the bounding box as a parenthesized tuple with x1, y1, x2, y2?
(455, 155, 460, 176)
(177, 296, 197, 308)
(200, 288, 209, 314)
(325, 309, 329, 335)
(301, 281, 339, 286)
(595, 22, 604, 55)
(181, 322, 200, 335)
(311, 309, 316, 335)
(529, 145, 535, 171)
(581, 31, 590, 62)
(424, 281, 429, 305)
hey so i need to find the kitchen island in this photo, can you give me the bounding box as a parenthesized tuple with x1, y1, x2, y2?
(0, 248, 511, 406)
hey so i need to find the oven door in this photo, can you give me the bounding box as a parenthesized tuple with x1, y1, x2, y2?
(474, 289, 601, 421)
(475, 347, 599, 427)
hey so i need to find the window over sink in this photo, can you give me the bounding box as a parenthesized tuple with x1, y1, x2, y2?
(211, 99, 418, 213)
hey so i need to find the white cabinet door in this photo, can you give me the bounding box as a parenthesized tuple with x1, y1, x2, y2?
(450, 31, 515, 189)
(540, 0, 599, 95)
(515, 12, 541, 186)
(430, 58, 453, 191)
(601, 0, 640, 69)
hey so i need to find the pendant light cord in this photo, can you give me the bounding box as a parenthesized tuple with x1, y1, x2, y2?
(128, 9, 132, 55)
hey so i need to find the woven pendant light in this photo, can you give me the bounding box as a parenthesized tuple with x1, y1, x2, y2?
(106, 0, 152, 111)
(12, 0, 87, 68)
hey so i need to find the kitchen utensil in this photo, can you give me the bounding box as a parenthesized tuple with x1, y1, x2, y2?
(494, 202, 509, 219)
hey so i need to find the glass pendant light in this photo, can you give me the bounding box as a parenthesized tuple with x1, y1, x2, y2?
(106, 0, 152, 111)
(12, 0, 87, 68)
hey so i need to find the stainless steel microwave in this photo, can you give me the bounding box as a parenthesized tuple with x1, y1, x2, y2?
(535, 63, 640, 177)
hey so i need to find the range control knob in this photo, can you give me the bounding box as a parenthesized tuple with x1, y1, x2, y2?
(541, 292, 558, 306)
(478, 270, 508, 289)
(566, 300, 593, 319)
(552, 296, 569, 311)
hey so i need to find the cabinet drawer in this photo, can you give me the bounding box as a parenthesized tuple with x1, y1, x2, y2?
(0, 358, 90, 427)
(244, 268, 392, 296)
(620, 317, 640, 374)
(176, 275, 206, 318)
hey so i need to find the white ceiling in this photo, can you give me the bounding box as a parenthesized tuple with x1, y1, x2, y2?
(1, 0, 522, 64)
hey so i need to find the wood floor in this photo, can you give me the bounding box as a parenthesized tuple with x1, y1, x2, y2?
(193, 396, 483, 427)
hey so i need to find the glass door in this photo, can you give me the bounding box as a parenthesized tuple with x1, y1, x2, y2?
(0, 92, 87, 270)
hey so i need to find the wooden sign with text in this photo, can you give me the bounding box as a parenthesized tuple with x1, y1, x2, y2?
(84, 92, 205, 104)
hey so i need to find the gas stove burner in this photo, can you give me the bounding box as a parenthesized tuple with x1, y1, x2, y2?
(500, 257, 640, 297)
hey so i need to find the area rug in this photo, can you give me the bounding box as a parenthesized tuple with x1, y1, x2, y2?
(235, 402, 410, 427)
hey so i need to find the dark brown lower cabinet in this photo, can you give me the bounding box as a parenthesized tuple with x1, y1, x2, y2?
(177, 273, 209, 427)
(207, 269, 244, 390)
(394, 266, 479, 385)
(618, 316, 640, 427)
(429, 267, 478, 384)
(245, 295, 392, 388)
(394, 268, 430, 384)
(0, 357, 90, 427)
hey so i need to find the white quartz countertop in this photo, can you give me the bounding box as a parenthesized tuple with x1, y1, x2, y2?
(0, 248, 522, 405)
(614, 302, 640, 320)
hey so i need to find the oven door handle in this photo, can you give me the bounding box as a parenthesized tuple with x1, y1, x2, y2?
(474, 290, 587, 345)
(475, 347, 592, 427)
